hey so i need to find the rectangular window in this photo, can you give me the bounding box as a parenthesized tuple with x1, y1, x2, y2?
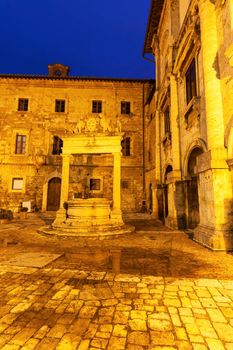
(92, 100, 102, 113)
(121, 101, 130, 114)
(18, 98, 28, 111)
(12, 178, 23, 190)
(164, 107, 170, 134)
(55, 99, 65, 112)
(121, 180, 129, 189)
(121, 137, 131, 156)
(15, 135, 26, 154)
(52, 136, 63, 155)
(90, 178, 101, 191)
(186, 59, 197, 104)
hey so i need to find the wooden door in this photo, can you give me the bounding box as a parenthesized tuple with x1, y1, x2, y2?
(47, 177, 61, 211)
(187, 177, 200, 229)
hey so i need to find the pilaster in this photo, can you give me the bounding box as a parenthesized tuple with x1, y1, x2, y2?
(170, 74, 181, 179)
(192, 0, 233, 250)
(198, 0, 225, 151)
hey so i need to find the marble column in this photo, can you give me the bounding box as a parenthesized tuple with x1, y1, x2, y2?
(111, 152, 123, 223)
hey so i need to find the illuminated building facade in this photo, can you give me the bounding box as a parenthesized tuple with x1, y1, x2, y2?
(0, 64, 154, 215)
(144, 0, 233, 250)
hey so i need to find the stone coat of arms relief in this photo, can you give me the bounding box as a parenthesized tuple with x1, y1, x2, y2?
(73, 114, 121, 135)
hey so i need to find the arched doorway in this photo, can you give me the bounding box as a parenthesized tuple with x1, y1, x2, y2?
(164, 165, 173, 218)
(47, 177, 61, 211)
(187, 148, 203, 228)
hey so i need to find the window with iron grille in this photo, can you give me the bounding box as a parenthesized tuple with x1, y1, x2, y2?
(121, 101, 130, 114)
(92, 100, 102, 113)
(186, 59, 197, 104)
(52, 136, 63, 155)
(121, 137, 131, 156)
(90, 178, 101, 191)
(15, 135, 26, 154)
(164, 107, 170, 134)
(18, 98, 28, 111)
(55, 99, 65, 112)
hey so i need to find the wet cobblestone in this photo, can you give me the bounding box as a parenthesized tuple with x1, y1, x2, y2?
(0, 267, 232, 348)
(0, 214, 232, 348)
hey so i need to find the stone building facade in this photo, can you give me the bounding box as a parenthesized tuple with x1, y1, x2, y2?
(0, 65, 154, 215)
(144, 0, 233, 250)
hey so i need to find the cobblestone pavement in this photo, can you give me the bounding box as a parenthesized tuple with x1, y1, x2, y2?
(0, 214, 232, 349)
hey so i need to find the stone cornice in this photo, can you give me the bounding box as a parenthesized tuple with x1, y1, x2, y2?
(143, 0, 165, 54)
(0, 74, 154, 84)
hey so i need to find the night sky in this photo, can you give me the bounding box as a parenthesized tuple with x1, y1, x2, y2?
(0, 0, 154, 79)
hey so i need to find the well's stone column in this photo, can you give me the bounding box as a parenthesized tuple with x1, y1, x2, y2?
(194, 0, 233, 250)
(53, 154, 70, 227)
(59, 154, 71, 207)
(111, 152, 123, 224)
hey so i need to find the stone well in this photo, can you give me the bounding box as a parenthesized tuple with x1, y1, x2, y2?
(39, 132, 134, 239)
(40, 198, 134, 238)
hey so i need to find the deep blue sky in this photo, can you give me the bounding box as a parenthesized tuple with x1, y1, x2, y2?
(0, 0, 154, 79)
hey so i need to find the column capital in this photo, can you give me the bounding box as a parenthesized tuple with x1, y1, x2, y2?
(62, 153, 71, 159)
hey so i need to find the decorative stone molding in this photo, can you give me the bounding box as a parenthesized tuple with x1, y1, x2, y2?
(157, 83, 170, 111)
(225, 43, 233, 68)
(162, 132, 172, 148)
(214, 0, 227, 9)
(183, 96, 201, 130)
(183, 138, 207, 177)
(174, 5, 201, 76)
(72, 113, 122, 135)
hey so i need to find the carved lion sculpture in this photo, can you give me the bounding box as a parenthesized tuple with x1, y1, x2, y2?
(100, 115, 112, 133)
(74, 119, 85, 133)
